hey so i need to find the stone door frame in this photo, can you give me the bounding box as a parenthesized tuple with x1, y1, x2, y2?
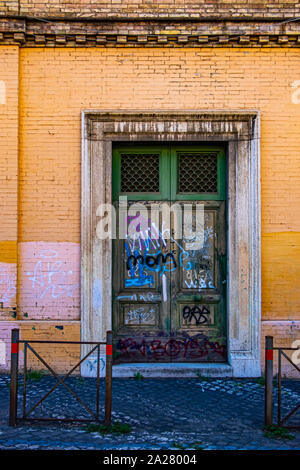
(81, 110, 261, 377)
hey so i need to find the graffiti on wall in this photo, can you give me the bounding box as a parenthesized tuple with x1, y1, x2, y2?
(116, 331, 226, 360)
(0, 265, 16, 304)
(84, 356, 106, 375)
(25, 247, 79, 300)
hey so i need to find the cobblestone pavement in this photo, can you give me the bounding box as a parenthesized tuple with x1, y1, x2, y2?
(0, 374, 299, 450)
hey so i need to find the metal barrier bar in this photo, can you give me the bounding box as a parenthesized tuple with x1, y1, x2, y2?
(9, 329, 19, 427)
(105, 330, 113, 426)
(23, 342, 27, 419)
(18, 340, 106, 345)
(265, 340, 300, 429)
(25, 342, 99, 419)
(280, 349, 300, 373)
(264, 335, 273, 427)
(277, 348, 281, 425)
(9, 329, 113, 427)
(96, 344, 100, 419)
(22, 341, 99, 417)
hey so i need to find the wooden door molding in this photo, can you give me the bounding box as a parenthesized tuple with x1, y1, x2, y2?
(81, 110, 261, 377)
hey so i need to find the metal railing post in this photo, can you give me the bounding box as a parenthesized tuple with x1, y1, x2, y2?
(9, 328, 19, 426)
(264, 335, 273, 427)
(105, 330, 113, 426)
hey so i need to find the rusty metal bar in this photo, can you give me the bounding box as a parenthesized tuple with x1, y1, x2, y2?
(280, 402, 300, 426)
(277, 346, 300, 427)
(25, 343, 98, 419)
(18, 340, 106, 345)
(264, 335, 273, 427)
(9, 328, 19, 426)
(19, 417, 100, 423)
(10, 334, 112, 426)
(96, 344, 100, 419)
(280, 349, 300, 374)
(278, 348, 281, 425)
(22, 342, 27, 419)
(24, 343, 99, 417)
(105, 330, 113, 426)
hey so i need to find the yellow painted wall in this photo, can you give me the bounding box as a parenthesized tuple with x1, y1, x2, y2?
(19, 47, 300, 317)
(0, 46, 18, 322)
(1, 45, 300, 374)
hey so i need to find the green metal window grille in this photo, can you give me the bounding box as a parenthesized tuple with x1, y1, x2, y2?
(120, 153, 160, 193)
(178, 152, 218, 193)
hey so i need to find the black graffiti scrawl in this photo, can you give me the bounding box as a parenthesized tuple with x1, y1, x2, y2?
(182, 305, 210, 325)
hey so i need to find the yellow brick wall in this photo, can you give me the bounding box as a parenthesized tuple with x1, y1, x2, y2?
(0, 46, 18, 321)
(1, 45, 300, 375)
(0, 46, 18, 248)
(19, 46, 300, 316)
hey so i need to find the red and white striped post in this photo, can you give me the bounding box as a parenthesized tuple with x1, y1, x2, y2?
(264, 335, 273, 427)
(105, 330, 113, 426)
(9, 328, 19, 426)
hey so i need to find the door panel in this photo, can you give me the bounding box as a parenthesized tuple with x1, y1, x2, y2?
(112, 144, 227, 363)
(113, 200, 172, 362)
(170, 201, 227, 362)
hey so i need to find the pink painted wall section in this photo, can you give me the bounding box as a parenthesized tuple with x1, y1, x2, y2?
(0, 263, 17, 308)
(19, 242, 80, 320)
(262, 320, 300, 378)
(0, 321, 23, 372)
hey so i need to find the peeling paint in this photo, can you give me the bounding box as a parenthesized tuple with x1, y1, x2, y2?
(92, 279, 102, 311)
(0, 340, 5, 365)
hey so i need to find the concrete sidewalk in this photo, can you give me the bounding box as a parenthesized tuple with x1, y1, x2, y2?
(0, 374, 299, 450)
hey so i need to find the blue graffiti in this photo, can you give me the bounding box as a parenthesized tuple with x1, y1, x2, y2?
(179, 251, 193, 271)
(124, 229, 195, 289)
(86, 357, 105, 373)
(124, 242, 154, 287)
(125, 275, 154, 288)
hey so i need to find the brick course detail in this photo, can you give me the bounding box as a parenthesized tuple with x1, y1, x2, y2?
(0, 1, 300, 19)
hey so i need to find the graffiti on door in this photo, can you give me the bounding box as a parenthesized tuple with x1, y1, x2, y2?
(112, 144, 227, 364)
(116, 331, 226, 361)
(124, 218, 216, 295)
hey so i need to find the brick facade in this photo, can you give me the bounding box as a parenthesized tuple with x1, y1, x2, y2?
(0, 2, 299, 376)
(0, 1, 300, 19)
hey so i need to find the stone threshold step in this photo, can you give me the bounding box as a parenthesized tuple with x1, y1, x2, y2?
(112, 363, 233, 378)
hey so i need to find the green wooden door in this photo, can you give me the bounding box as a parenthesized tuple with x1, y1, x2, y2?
(112, 143, 227, 363)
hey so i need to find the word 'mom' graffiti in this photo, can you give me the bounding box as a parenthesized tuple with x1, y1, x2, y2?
(126, 252, 177, 271)
(116, 335, 226, 360)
